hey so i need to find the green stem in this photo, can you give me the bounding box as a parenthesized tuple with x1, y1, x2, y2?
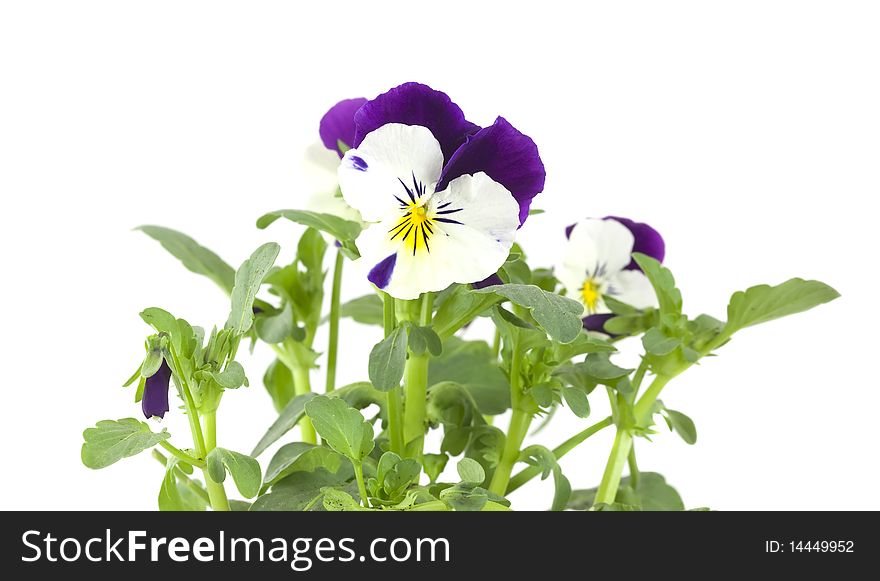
(166, 345, 207, 457)
(382, 292, 405, 455)
(202, 411, 231, 512)
(158, 440, 205, 468)
(353, 461, 369, 507)
(594, 429, 633, 505)
(489, 325, 531, 496)
(325, 250, 344, 393)
(491, 328, 501, 359)
(594, 375, 672, 505)
(506, 416, 613, 493)
(627, 445, 640, 491)
(152, 450, 211, 504)
(291, 365, 317, 444)
(489, 407, 532, 496)
(401, 293, 433, 458)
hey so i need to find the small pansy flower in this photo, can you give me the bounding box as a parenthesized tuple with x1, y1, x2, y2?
(303, 98, 367, 224)
(142, 360, 172, 419)
(557, 217, 665, 332)
(337, 82, 545, 299)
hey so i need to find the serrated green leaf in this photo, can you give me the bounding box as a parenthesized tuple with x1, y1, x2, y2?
(473, 284, 584, 343)
(225, 242, 281, 335)
(368, 326, 408, 391)
(568, 472, 684, 511)
(519, 445, 571, 511)
(407, 326, 442, 357)
(81, 418, 170, 469)
(724, 278, 839, 336)
(256, 209, 362, 242)
(206, 448, 262, 498)
(255, 302, 296, 344)
(305, 395, 374, 462)
(264, 443, 346, 489)
(137, 226, 236, 294)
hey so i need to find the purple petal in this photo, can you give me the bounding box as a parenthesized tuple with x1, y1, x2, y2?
(564, 217, 665, 271)
(368, 253, 397, 289)
(438, 117, 545, 226)
(142, 360, 172, 419)
(605, 216, 665, 270)
(353, 83, 479, 162)
(472, 273, 504, 289)
(583, 314, 615, 334)
(320, 98, 368, 158)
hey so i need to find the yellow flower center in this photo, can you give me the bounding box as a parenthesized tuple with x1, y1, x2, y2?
(388, 201, 434, 256)
(581, 279, 602, 313)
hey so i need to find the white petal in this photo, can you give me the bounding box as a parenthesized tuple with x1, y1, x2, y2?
(356, 172, 520, 300)
(607, 269, 658, 309)
(556, 218, 634, 292)
(338, 124, 443, 222)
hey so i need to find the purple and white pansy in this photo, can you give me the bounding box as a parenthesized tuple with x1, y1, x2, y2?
(557, 217, 665, 332)
(337, 83, 545, 300)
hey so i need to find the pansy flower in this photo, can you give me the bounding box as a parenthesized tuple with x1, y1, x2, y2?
(557, 217, 665, 332)
(302, 98, 367, 224)
(142, 359, 172, 419)
(337, 83, 545, 299)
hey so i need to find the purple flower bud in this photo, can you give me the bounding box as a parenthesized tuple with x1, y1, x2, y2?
(142, 359, 172, 419)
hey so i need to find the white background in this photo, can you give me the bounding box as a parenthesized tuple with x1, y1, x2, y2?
(1, 1, 877, 511)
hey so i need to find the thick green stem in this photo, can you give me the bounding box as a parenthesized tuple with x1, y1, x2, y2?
(202, 411, 231, 512)
(506, 416, 613, 493)
(291, 365, 317, 444)
(594, 429, 633, 505)
(401, 293, 433, 458)
(382, 293, 405, 455)
(167, 345, 207, 457)
(325, 250, 344, 393)
(594, 375, 672, 505)
(489, 407, 532, 495)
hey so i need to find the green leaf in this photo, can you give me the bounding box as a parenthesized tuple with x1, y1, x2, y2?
(339, 294, 384, 326)
(428, 337, 510, 415)
(457, 458, 486, 485)
(724, 278, 839, 336)
(568, 472, 684, 511)
(305, 395, 374, 462)
(368, 326, 408, 391)
(264, 443, 346, 489)
(206, 448, 262, 499)
(225, 242, 281, 335)
(250, 463, 355, 511)
(251, 392, 318, 457)
(81, 418, 170, 469)
(323, 488, 368, 511)
(210, 361, 248, 389)
(663, 408, 697, 445)
(255, 302, 296, 344)
(407, 326, 442, 357)
(632, 253, 683, 317)
(439, 484, 489, 512)
(369, 452, 421, 503)
(422, 453, 449, 484)
(256, 209, 362, 242)
(262, 358, 296, 413)
(297, 227, 328, 272)
(158, 457, 208, 512)
(519, 445, 571, 511)
(473, 284, 584, 343)
(642, 327, 682, 356)
(561, 386, 591, 418)
(137, 226, 236, 294)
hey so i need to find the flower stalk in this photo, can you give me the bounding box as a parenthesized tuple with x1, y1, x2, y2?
(401, 292, 433, 458)
(325, 249, 345, 393)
